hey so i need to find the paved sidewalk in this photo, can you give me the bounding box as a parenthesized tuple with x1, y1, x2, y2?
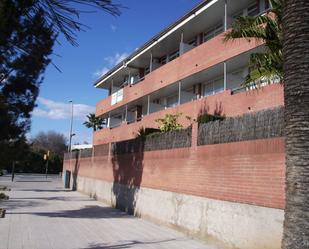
(0, 174, 220, 249)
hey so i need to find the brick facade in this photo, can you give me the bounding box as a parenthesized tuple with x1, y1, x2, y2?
(64, 137, 285, 209)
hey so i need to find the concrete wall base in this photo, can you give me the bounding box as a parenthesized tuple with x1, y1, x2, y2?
(77, 176, 283, 249)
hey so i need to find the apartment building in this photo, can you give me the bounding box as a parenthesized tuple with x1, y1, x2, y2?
(94, 0, 278, 145)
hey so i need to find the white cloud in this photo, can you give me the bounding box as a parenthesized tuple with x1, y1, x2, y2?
(32, 97, 95, 120)
(104, 52, 129, 66)
(93, 52, 129, 78)
(92, 67, 109, 78)
(110, 24, 117, 32)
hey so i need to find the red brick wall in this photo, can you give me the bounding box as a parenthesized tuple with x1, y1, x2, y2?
(64, 137, 285, 209)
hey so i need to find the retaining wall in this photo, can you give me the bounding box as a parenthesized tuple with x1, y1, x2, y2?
(63, 137, 285, 249)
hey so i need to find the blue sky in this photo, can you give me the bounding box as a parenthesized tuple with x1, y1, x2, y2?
(31, 0, 202, 144)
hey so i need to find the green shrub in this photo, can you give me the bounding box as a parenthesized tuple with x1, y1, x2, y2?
(155, 113, 183, 132)
(197, 113, 225, 125)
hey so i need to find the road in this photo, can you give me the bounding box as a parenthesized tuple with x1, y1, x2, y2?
(0, 174, 220, 249)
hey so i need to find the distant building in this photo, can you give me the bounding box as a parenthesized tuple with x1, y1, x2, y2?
(71, 144, 92, 151)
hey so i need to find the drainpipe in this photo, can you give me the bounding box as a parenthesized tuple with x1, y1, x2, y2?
(107, 112, 111, 128)
(180, 31, 184, 55)
(178, 81, 182, 105)
(147, 95, 150, 115)
(125, 105, 128, 122)
(111, 79, 114, 94)
(224, 62, 227, 91)
(150, 53, 153, 72)
(224, 0, 228, 31)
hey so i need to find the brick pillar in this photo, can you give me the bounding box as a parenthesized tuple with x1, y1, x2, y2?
(191, 122, 198, 149)
(108, 142, 112, 163)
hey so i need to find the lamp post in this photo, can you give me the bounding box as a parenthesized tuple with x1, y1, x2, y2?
(67, 100, 74, 189)
(68, 100, 74, 153)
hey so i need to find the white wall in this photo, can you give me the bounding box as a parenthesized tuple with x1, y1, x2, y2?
(77, 176, 284, 249)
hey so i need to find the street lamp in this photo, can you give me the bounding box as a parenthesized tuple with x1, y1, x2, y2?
(68, 100, 74, 153)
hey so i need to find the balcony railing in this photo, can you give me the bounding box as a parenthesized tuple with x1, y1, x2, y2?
(96, 33, 261, 118)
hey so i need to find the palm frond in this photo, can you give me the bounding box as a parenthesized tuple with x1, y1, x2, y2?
(224, 0, 283, 86)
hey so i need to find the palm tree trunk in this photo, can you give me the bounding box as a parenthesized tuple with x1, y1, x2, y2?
(282, 1, 309, 248)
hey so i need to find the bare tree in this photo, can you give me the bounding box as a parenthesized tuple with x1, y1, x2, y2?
(31, 131, 67, 156)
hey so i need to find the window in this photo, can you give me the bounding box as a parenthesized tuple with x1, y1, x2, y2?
(159, 55, 167, 65)
(129, 74, 140, 85)
(203, 23, 223, 42)
(203, 78, 224, 96)
(152, 98, 160, 104)
(213, 78, 224, 94)
(166, 95, 178, 108)
(111, 88, 123, 105)
(168, 50, 179, 62)
(188, 38, 197, 47)
(265, 0, 270, 10)
(247, 2, 259, 16)
(233, 10, 243, 19)
(145, 66, 150, 75)
(204, 82, 213, 97)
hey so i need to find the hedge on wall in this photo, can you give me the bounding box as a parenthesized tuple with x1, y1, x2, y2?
(64, 148, 93, 160)
(198, 106, 284, 146)
(93, 144, 109, 157)
(79, 148, 93, 158)
(112, 127, 192, 155)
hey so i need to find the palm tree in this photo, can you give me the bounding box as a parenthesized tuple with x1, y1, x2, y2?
(83, 113, 105, 132)
(226, 1, 309, 247)
(32, 0, 122, 46)
(281, 1, 309, 248)
(224, 0, 282, 86)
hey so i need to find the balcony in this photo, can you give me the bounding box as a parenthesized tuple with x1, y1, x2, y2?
(93, 83, 284, 145)
(96, 32, 262, 118)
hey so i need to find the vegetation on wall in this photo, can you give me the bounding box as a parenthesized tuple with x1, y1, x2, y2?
(197, 113, 225, 125)
(155, 113, 183, 132)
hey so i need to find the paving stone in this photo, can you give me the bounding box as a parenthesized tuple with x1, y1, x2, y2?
(0, 174, 220, 249)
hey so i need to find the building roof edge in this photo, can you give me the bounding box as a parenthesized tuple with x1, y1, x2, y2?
(94, 0, 214, 88)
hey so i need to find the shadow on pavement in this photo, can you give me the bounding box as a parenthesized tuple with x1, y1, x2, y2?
(19, 188, 66, 192)
(83, 239, 177, 249)
(9, 196, 76, 201)
(1, 199, 42, 210)
(8, 205, 132, 219)
(16, 180, 52, 183)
